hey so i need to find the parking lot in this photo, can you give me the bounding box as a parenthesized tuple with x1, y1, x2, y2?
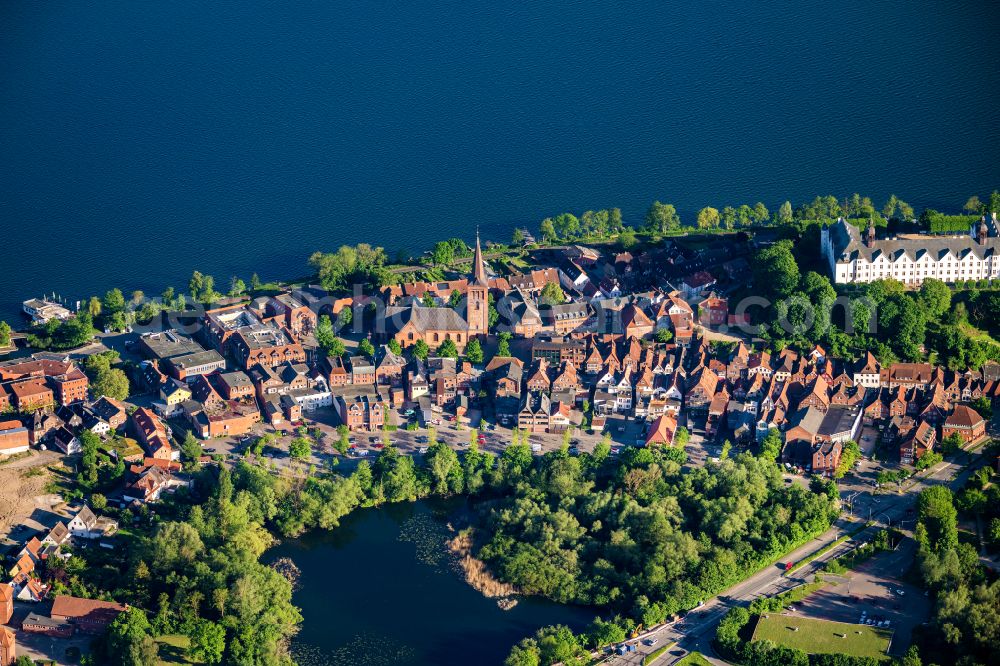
(196, 401, 658, 474)
(790, 539, 929, 656)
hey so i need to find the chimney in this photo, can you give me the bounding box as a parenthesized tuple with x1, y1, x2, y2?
(978, 216, 988, 245)
(866, 220, 875, 246)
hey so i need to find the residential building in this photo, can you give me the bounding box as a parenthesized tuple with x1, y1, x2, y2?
(131, 408, 174, 461)
(66, 505, 118, 540)
(336, 393, 384, 431)
(138, 330, 204, 360)
(0, 421, 30, 456)
(942, 405, 986, 444)
(50, 595, 126, 634)
(645, 413, 677, 446)
(22, 298, 72, 324)
(900, 420, 936, 465)
(165, 350, 227, 381)
(697, 293, 728, 327)
(821, 215, 1000, 285)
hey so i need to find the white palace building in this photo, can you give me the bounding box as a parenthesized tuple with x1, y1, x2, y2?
(821, 214, 1000, 285)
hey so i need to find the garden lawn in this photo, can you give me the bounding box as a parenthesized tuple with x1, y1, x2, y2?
(676, 652, 713, 665)
(751, 614, 891, 659)
(155, 634, 199, 665)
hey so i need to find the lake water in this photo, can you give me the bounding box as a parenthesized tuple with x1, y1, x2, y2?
(265, 500, 593, 666)
(2, 1, 999, 321)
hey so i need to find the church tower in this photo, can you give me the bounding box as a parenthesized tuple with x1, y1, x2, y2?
(0, 626, 14, 666)
(977, 216, 988, 245)
(466, 232, 489, 337)
(866, 219, 876, 246)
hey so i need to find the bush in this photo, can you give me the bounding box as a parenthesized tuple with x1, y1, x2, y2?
(716, 607, 751, 656)
(924, 213, 977, 235)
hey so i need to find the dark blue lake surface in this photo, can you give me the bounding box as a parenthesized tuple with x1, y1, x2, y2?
(1, 1, 999, 320)
(266, 500, 592, 666)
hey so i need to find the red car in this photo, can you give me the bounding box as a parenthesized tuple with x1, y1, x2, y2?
(374, 443, 385, 449)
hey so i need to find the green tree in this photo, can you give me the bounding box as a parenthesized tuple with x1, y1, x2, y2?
(753, 201, 771, 224)
(758, 429, 783, 463)
(199, 274, 218, 303)
(643, 201, 680, 233)
(916, 450, 943, 471)
(92, 367, 130, 401)
(102, 288, 126, 315)
(918, 278, 952, 318)
(506, 625, 588, 666)
(587, 617, 626, 648)
(834, 440, 861, 478)
(969, 396, 992, 419)
(250, 272, 262, 291)
(539, 217, 557, 242)
(189, 271, 204, 301)
(229, 276, 246, 297)
(336, 304, 353, 329)
(87, 295, 103, 318)
(654, 328, 673, 344)
(107, 607, 158, 666)
(438, 338, 459, 358)
(413, 339, 429, 360)
(448, 289, 463, 308)
(512, 228, 525, 245)
(777, 200, 793, 224)
(315, 314, 340, 355)
(883, 194, 900, 219)
(618, 227, 637, 249)
(465, 337, 484, 364)
(0, 321, 10, 348)
(496, 331, 512, 357)
(918, 485, 958, 550)
(424, 441, 460, 494)
(990, 189, 1000, 214)
(432, 240, 455, 266)
(754, 240, 800, 298)
(358, 338, 375, 360)
(964, 195, 983, 214)
(289, 437, 311, 461)
(309, 244, 391, 292)
(387, 338, 402, 355)
(720, 205, 737, 229)
(180, 432, 202, 471)
(540, 282, 565, 305)
(187, 620, 225, 664)
(696, 206, 721, 229)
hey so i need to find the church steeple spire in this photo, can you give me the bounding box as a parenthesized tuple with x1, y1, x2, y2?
(472, 229, 488, 286)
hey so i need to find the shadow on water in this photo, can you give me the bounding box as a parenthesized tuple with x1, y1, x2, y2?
(267, 499, 593, 666)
